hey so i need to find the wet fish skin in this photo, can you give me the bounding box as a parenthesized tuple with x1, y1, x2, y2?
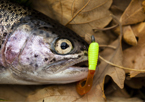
(0, 0, 88, 84)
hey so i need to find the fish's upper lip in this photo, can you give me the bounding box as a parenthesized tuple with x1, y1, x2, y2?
(44, 56, 88, 73)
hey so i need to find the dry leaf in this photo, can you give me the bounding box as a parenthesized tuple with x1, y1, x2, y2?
(112, 0, 131, 11)
(120, 0, 145, 25)
(26, 84, 81, 102)
(31, 0, 113, 45)
(107, 96, 143, 102)
(123, 25, 137, 46)
(123, 22, 145, 77)
(110, 5, 123, 19)
(113, 25, 137, 46)
(105, 81, 130, 98)
(26, 84, 106, 102)
(0, 85, 44, 101)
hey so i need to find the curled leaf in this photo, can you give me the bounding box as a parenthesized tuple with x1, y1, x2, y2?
(120, 0, 145, 25)
(123, 25, 137, 46)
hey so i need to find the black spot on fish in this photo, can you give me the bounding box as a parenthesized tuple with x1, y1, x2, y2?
(13, 6, 16, 9)
(20, 12, 23, 16)
(34, 54, 38, 58)
(35, 64, 38, 68)
(18, 9, 21, 11)
(24, 12, 27, 15)
(27, 58, 29, 60)
(3, 32, 7, 36)
(44, 58, 48, 61)
(9, 4, 12, 6)
(8, 7, 11, 10)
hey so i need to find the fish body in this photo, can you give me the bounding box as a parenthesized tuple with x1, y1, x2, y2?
(0, 0, 88, 84)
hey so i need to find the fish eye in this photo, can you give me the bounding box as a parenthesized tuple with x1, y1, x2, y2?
(54, 39, 73, 54)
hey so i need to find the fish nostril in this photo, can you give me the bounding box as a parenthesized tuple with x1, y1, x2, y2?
(50, 58, 56, 62)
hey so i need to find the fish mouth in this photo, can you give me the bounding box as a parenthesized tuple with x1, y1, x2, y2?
(44, 55, 88, 74)
(69, 55, 88, 69)
(43, 56, 88, 83)
(58, 56, 88, 72)
(68, 60, 88, 70)
(73, 60, 88, 67)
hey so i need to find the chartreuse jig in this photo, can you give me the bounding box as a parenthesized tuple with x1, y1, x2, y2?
(76, 35, 99, 95)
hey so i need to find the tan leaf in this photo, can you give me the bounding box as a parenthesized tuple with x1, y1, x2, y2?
(107, 97, 143, 102)
(112, 25, 138, 46)
(0, 85, 44, 101)
(105, 82, 130, 98)
(26, 83, 105, 102)
(123, 22, 145, 77)
(31, 0, 113, 45)
(120, 0, 145, 25)
(26, 84, 80, 102)
(112, 0, 131, 11)
(123, 25, 137, 46)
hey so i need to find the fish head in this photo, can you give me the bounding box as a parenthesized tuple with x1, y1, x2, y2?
(4, 17, 89, 84)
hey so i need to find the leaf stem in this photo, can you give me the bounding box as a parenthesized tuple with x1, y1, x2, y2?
(65, 0, 91, 26)
(99, 55, 145, 72)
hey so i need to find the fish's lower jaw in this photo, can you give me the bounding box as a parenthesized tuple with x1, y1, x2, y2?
(0, 66, 88, 84)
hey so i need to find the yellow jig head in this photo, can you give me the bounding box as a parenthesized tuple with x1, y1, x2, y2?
(76, 35, 99, 95)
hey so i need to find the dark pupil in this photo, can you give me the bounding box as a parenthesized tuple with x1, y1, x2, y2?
(61, 42, 69, 49)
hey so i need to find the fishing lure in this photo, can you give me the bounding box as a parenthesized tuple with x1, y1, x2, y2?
(76, 35, 99, 95)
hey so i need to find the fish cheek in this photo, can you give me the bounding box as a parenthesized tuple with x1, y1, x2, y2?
(4, 25, 31, 64)
(18, 35, 56, 72)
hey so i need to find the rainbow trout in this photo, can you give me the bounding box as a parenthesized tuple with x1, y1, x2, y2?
(0, 0, 89, 84)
